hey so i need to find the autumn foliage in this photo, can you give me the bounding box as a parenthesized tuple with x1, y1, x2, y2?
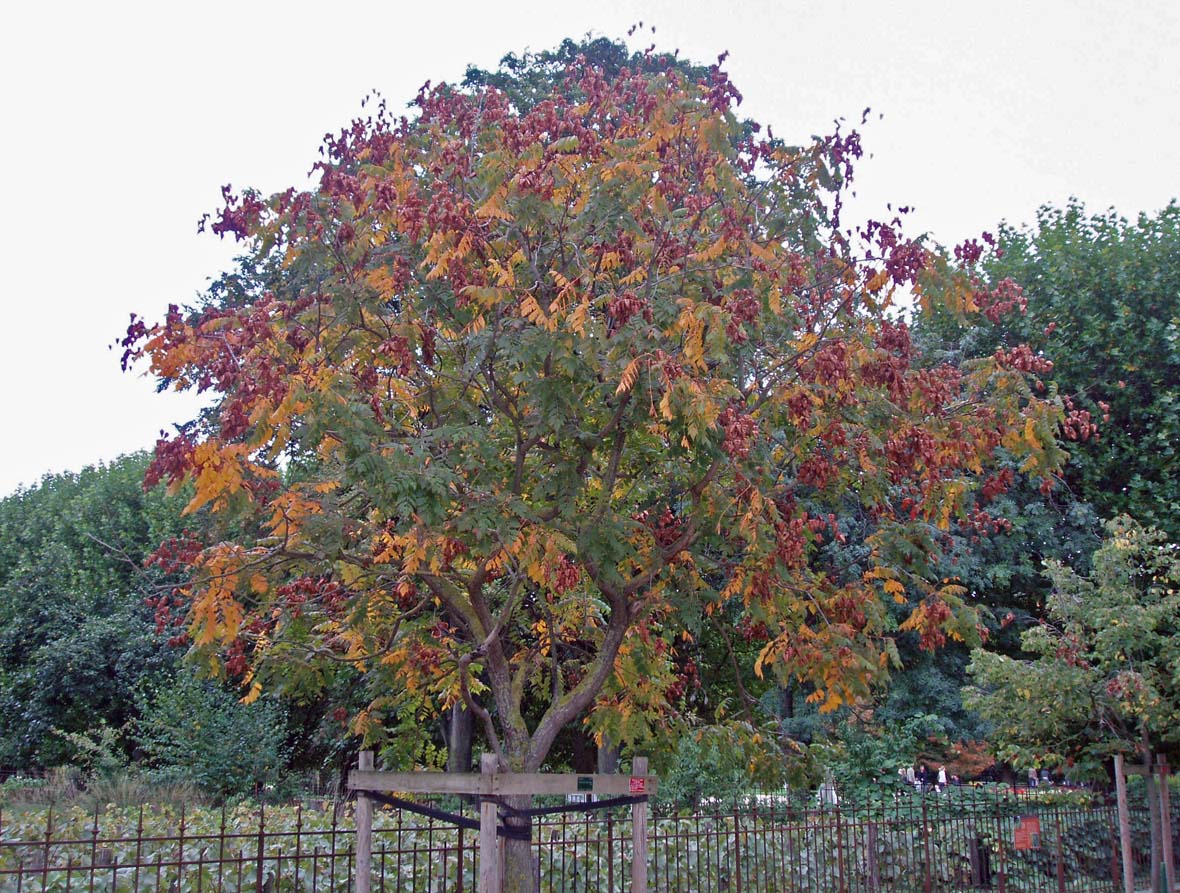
(123, 45, 1067, 775)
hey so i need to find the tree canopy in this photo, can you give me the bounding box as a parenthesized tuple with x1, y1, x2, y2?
(0, 455, 185, 768)
(966, 515, 1180, 775)
(924, 201, 1180, 538)
(123, 41, 1067, 791)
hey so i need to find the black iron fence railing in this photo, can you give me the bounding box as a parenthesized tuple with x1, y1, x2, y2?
(0, 793, 1169, 892)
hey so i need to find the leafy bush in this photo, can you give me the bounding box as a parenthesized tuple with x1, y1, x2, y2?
(654, 734, 747, 809)
(812, 714, 947, 800)
(0, 453, 194, 769)
(134, 673, 291, 800)
(653, 724, 788, 810)
(51, 722, 129, 778)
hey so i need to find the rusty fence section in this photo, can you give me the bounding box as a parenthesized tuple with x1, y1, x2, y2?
(0, 794, 1162, 893)
(644, 796, 1143, 893)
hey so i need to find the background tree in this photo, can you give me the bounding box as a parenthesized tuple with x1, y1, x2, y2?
(966, 515, 1180, 890)
(923, 201, 1180, 537)
(966, 515, 1180, 774)
(869, 469, 1102, 744)
(895, 204, 1156, 752)
(0, 455, 321, 798)
(124, 41, 1066, 891)
(0, 455, 187, 768)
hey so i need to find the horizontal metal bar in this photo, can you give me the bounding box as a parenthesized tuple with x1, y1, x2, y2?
(366, 791, 479, 831)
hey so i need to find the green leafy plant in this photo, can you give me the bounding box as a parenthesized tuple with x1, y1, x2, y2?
(51, 722, 129, 779)
(133, 672, 292, 800)
(967, 515, 1180, 774)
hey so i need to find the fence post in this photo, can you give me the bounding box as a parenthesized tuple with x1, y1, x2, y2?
(356, 750, 373, 893)
(922, 795, 932, 893)
(632, 756, 649, 893)
(731, 797, 741, 891)
(479, 753, 500, 893)
(607, 812, 615, 893)
(867, 821, 879, 893)
(1111, 813, 1122, 892)
(1158, 757, 1175, 893)
(1055, 812, 1066, 893)
(835, 804, 846, 893)
(1115, 754, 1136, 893)
(995, 797, 1006, 893)
(254, 804, 264, 893)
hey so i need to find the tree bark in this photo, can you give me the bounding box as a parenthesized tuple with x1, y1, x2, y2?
(497, 783, 537, 893)
(597, 737, 620, 774)
(501, 816, 537, 893)
(568, 728, 596, 772)
(446, 703, 473, 773)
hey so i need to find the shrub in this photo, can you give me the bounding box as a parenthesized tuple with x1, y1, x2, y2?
(134, 673, 291, 800)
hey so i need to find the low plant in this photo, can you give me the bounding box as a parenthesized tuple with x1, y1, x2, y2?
(133, 673, 292, 800)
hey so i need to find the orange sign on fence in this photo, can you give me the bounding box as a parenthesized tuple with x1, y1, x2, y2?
(1013, 815, 1041, 850)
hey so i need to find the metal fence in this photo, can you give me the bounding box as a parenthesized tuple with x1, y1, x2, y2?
(0, 793, 1163, 893)
(644, 796, 1135, 893)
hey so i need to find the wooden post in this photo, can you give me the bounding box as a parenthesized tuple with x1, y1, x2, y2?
(1115, 754, 1136, 893)
(1159, 757, 1175, 893)
(355, 750, 373, 893)
(631, 756, 649, 893)
(345, 761, 657, 893)
(479, 753, 500, 893)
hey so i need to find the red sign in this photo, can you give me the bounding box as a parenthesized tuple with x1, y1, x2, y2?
(1013, 816, 1041, 850)
(629, 776, 647, 794)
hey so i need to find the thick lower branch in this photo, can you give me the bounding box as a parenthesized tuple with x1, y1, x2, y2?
(525, 600, 630, 770)
(457, 654, 501, 756)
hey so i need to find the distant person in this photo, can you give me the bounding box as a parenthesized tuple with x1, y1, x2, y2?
(937, 765, 948, 792)
(818, 770, 839, 806)
(905, 766, 917, 787)
(1028, 768, 1038, 788)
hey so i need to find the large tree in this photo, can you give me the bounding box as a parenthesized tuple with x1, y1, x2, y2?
(124, 42, 1066, 890)
(966, 515, 1180, 773)
(0, 455, 186, 768)
(903, 201, 1178, 763)
(966, 516, 1180, 892)
(925, 201, 1180, 537)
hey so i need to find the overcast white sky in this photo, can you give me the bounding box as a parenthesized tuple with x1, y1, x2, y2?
(1, 0, 1177, 496)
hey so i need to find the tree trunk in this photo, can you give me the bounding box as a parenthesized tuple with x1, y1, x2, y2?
(446, 703, 473, 773)
(500, 793, 537, 893)
(778, 685, 808, 744)
(569, 729, 596, 772)
(597, 737, 620, 774)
